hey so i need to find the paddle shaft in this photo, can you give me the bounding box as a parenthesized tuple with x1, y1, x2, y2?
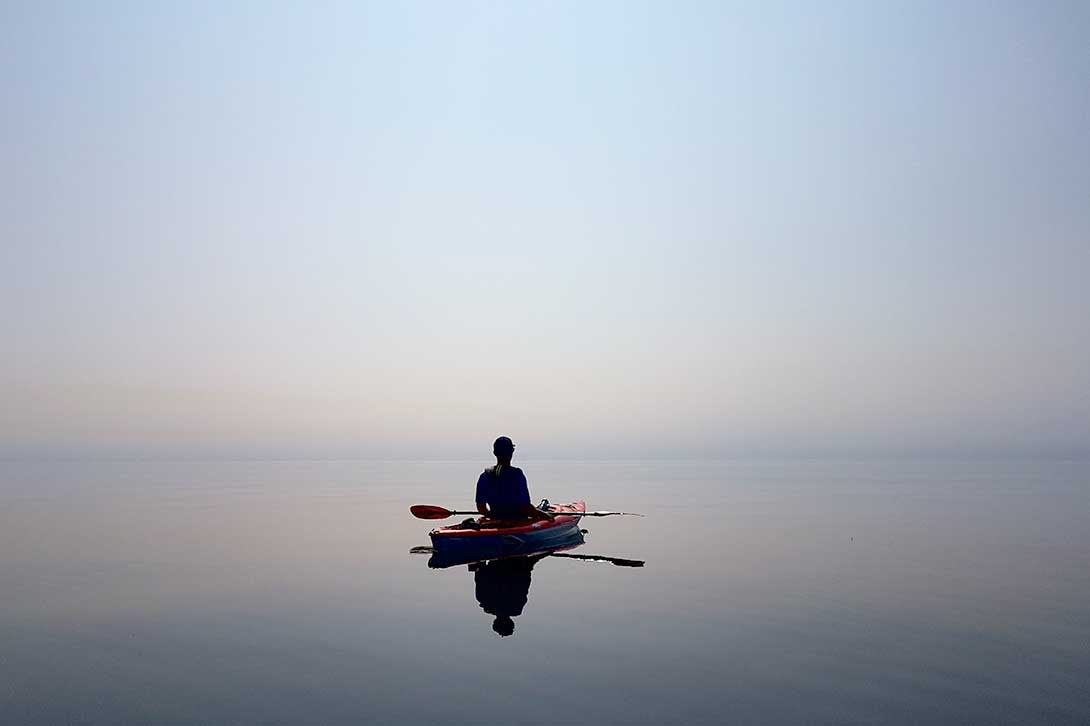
(414, 507, 639, 519)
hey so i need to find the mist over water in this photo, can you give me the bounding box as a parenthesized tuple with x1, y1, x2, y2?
(2, 458, 1087, 725)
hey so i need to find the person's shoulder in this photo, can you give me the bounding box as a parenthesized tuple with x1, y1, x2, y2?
(507, 466, 524, 475)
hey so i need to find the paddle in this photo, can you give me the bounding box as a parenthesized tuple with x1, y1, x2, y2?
(409, 504, 643, 520)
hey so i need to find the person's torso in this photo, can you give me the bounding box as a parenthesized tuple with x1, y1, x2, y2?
(477, 466, 528, 516)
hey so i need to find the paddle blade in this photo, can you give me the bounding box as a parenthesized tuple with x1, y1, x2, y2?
(410, 504, 453, 519)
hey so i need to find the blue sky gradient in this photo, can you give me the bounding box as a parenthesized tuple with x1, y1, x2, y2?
(2, 1, 1088, 458)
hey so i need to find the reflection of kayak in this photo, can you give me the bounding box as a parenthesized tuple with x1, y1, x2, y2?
(427, 501, 586, 567)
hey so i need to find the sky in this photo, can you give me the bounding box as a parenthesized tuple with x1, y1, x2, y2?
(2, 1, 1088, 460)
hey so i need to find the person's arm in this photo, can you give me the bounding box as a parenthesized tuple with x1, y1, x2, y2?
(516, 470, 553, 521)
(475, 472, 489, 517)
(520, 503, 554, 521)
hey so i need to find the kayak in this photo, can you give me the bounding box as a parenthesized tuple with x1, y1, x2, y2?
(428, 501, 586, 564)
(426, 528, 586, 569)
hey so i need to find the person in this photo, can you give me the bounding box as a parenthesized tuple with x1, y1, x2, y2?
(475, 436, 553, 522)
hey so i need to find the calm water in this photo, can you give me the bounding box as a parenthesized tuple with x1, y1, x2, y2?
(1, 458, 1088, 725)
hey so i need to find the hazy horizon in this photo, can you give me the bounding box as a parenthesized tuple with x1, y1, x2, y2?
(4, 1, 1089, 461)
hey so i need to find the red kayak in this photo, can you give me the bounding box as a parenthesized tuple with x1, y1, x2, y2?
(428, 501, 586, 559)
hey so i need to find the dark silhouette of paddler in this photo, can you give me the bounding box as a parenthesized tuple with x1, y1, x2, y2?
(472, 553, 549, 637)
(475, 436, 553, 522)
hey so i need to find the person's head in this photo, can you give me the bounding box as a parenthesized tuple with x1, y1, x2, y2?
(493, 436, 515, 464)
(492, 615, 515, 637)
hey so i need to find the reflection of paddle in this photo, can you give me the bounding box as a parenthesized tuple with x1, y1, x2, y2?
(410, 505, 642, 520)
(548, 553, 644, 567)
(409, 546, 643, 568)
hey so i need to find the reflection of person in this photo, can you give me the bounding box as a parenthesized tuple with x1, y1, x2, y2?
(473, 554, 549, 637)
(475, 436, 553, 522)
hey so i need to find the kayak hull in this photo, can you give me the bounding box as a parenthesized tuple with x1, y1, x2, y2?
(427, 527, 585, 569)
(428, 501, 586, 564)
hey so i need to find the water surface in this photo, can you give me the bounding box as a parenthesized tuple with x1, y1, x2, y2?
(1, 459, 1087, 724)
